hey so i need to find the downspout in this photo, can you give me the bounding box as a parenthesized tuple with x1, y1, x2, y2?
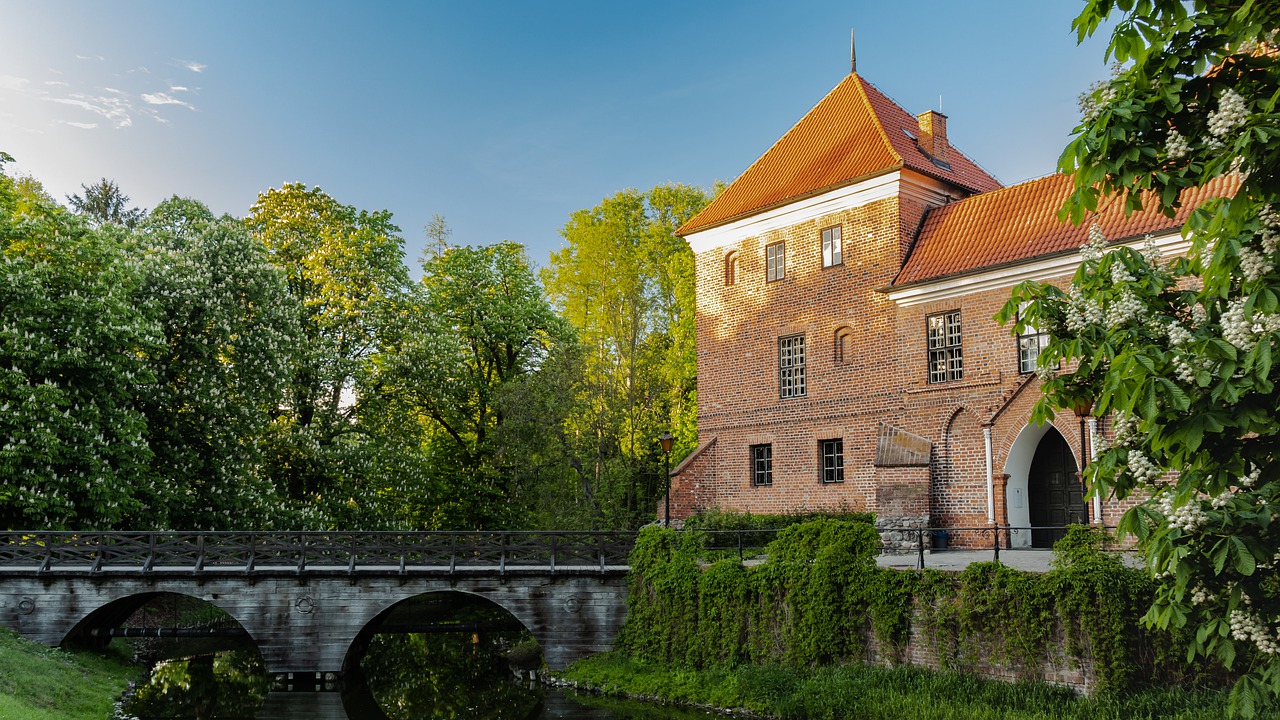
(1087, 417, 1102, 524)
(983, 426, 994, 525)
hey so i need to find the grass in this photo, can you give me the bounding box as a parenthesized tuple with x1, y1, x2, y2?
(0, 630, 137, 720)
(559, 653, 1278, 720)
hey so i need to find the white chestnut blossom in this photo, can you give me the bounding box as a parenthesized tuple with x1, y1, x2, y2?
(1239, 245, 1274, 282)
(1165, 129, 1190, 159)
(1230, 610, 1280, 655)
(1221, 297, 1280, 352)
(1207, 88, 1250, 138)
(1156, 492, 1208, 532)
(1128, 449, 1165, 484)
(1081, 222, 1109, 262)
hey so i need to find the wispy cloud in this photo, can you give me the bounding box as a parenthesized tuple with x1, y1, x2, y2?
(184, 61, 206, 73)
(169, 85, 190, 92)
(0, 75, 30, 91)
(44, 80, 70, 87)
(141, 92, 194, 110)
(74, 54, 104, 61)
(46, 94, 133, 128)
(59, 120, 98, 130)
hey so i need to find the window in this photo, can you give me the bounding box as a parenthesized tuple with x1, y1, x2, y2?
(1016, 303, 1051, 374)
(779, 334, 806, 398)
(927, 311, 963, 383)
(822, 225, 843, 267)
(751, 444, 773, 486)
(766, 242, 785, 282)
(724, 251, 738, 286)
(821, 439, 844, 483)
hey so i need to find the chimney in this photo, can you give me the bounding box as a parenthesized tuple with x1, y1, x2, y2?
(916, 110, 948, 162)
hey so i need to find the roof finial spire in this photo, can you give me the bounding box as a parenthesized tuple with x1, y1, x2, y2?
(850, 28, 857, 74)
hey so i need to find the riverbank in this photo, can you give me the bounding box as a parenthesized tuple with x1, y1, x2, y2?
(556, 653, 1264, 720)
(0, 629, 137, 720)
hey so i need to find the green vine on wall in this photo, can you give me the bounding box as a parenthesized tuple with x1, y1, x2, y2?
(619, 519, 1206, 694)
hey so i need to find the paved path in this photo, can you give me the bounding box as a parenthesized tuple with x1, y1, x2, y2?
(876, 549, 1143, 573)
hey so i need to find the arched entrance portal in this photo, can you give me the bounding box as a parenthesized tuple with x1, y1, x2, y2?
(1003, 424, 1085, 548)
(1026, 428, 1084, 547)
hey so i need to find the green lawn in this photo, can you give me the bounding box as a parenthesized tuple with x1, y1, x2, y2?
(0, 630, 137, 720)
(559, 653, 1276, 720)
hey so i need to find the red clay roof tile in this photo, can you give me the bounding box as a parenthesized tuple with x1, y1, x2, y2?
(679, 74, 1002, 236)
(893, 174, 1239, 286)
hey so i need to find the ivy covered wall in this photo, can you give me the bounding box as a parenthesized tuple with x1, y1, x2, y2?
(617, 521, 1225, 694)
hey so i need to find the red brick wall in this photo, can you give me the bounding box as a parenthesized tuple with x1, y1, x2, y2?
(679, 183, 1138, 542)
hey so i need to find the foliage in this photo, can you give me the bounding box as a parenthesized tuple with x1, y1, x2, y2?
(619, 521, 1205, 696)
(65, 177, 145, 229)
(542, 184, 710, 529)
(246, 183, 411, 527)
(1000, 2, 1280, 713)
(133, 197, 299, 529)
(0, 170, 161, 529)
(369, 239, 575, 529)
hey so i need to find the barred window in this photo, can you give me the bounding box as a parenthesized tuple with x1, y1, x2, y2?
(821, 439, 844, 483)
(927, 311, 963, 383)
(766, 242, 785, 282)
(822, 225, 843, 267)
(779, 334, 806, 398)
(751, 444, 773, 486)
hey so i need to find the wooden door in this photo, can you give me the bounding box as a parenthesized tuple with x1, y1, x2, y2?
(1027, 430, 1084, 548)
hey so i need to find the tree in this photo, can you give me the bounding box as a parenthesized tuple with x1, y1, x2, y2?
(542, 184, 710, 528)
(0, 167, 160, 529)
(66, 178, 145, 229)
(1001, 3, 1280, 713)
(245, 184, 411, 526)
(133, 197, 299, 529)
(369, 239, 574, 529)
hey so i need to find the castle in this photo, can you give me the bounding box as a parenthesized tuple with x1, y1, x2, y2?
(667, 55, 1230, 547)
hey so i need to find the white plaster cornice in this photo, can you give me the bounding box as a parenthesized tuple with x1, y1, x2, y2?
(885, 230, 1189, 307)
(683, 170, 962, 255)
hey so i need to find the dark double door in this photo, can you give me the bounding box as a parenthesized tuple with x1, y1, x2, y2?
(1027, 429, 1086, 548)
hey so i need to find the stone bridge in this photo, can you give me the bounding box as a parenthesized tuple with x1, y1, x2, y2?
(0, 531, 633, 677)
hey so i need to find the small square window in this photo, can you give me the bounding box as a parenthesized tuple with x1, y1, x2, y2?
(766, 242, 785, 282)
(821, 439, 844, 483)
(751, 444, 773, 486)
(822, 226, 842, 267)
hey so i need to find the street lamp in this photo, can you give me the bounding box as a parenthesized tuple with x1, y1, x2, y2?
(659, 432, 675, 527)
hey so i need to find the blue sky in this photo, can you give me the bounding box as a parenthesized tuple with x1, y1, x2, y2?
(0, 2, 1113, 269)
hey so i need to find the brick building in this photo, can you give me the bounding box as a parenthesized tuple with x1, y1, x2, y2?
(667, 60, 1230, 548)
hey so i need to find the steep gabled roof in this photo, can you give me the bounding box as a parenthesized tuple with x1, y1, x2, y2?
(678, 73, 1002, 236)
(893, 173, 1240, 287)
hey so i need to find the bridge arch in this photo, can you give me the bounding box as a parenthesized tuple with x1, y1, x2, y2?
(342, 589, 541, 676)
(62, 590, 261, 652)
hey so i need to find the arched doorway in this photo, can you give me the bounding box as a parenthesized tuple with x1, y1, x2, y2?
(1026, 427, 1084, 548)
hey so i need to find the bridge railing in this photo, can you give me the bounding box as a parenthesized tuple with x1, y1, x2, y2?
(0, 531, 637, 577)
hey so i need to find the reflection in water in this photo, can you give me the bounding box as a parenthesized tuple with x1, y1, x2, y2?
(359, 632, 542, 719)
(124, 650, 271, 719)
(121, 634, 719, 719)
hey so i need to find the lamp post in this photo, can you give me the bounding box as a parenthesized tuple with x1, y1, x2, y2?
(659, 432, 675, 527)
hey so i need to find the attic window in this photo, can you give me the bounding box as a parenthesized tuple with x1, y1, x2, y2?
(902, 128, 915, 140)
(929, 156, 953, 171)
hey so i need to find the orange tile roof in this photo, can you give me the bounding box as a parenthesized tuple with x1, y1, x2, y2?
(893, 174, 1240, 286)
(678, 74, 1002, 236)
